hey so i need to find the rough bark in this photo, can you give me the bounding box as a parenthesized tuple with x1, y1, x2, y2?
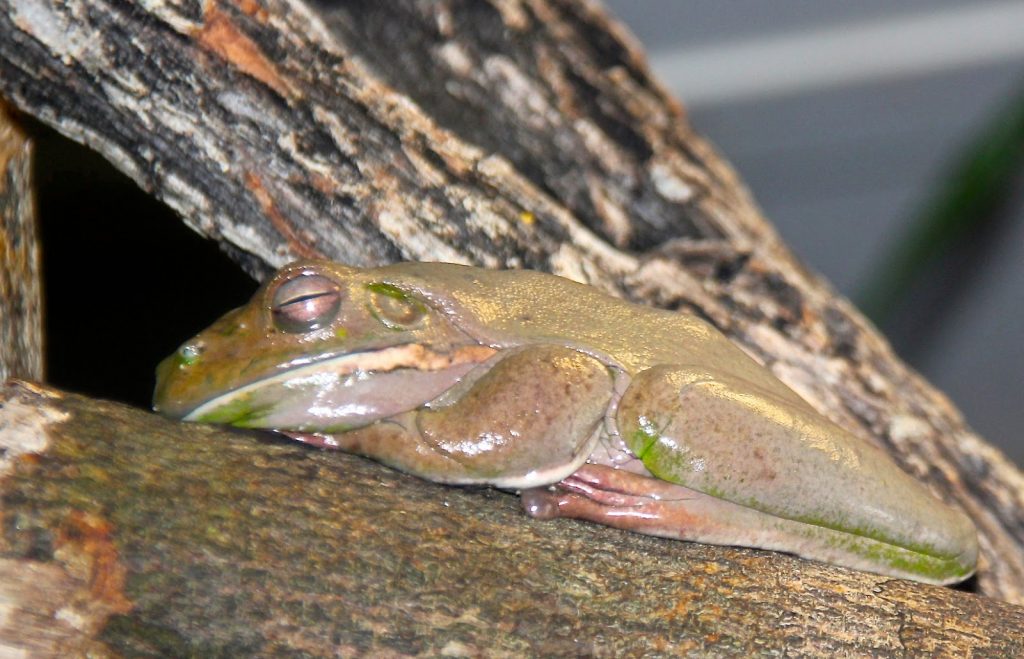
(0, 102, 41, 381)
(0, 0, 1021, 622)
(1, 379, 1022, 656)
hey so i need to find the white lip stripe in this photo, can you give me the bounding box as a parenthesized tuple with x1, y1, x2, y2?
(184, 344, 496, 421)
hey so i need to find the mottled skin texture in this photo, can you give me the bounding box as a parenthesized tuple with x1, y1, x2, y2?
(154, 260, 978, 584)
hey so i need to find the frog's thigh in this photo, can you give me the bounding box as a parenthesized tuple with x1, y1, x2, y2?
(616, 364, 838, 503)
(414, 345, 614, 488)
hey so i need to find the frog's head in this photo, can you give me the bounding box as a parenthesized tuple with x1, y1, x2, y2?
(153, 260, 495, 432)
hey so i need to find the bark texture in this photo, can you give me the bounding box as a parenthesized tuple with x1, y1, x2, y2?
(1, 380, 1023, 656)
(0, 103, 41, 381)
(0, 0, 1022, 625)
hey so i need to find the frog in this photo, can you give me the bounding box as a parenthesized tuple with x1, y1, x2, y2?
(153, 260, 978, 585)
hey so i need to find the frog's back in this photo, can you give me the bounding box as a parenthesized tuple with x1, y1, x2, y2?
(378, 263, 787, 395)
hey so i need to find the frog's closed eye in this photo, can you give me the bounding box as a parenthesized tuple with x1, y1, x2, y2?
(271, 273, 342, 333)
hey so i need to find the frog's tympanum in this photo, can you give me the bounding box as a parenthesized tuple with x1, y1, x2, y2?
(155, 261, 977, 584)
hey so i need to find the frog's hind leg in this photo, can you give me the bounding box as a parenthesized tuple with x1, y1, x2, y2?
(603, 364, 976, 583)
(520, 464, 972, 585)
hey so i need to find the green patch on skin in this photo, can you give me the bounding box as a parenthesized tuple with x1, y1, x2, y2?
(627, 415, 675, 462)
(703, 485, 727, 500)
(637, 434, 695, 484)
(194, 394, 275, 428)
(334, 326, 348, 339)
(705, 492, 960, 574)
(787, 511, 949, 562)
(366, 282, 413, 301)
(629, 425, 659, 461)
(177, 345, 202, 368)
(818, 526, 973, 582)
(366, 282, 428, 330)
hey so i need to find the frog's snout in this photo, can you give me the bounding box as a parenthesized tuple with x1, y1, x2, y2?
(153, 341, 207, 416)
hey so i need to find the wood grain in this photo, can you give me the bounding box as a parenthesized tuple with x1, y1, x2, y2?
(1, 380, 1022, 656)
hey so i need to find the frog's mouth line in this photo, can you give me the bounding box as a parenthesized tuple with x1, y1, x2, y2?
(183, 342, 497, 422)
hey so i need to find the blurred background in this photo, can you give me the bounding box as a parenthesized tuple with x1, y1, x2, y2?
(605, 0, 1024, 465)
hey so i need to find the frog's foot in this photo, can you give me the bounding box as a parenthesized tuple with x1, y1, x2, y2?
(520, 464, 716, 540)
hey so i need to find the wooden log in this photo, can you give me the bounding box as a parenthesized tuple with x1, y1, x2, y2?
(0, 0, 1021, 613)
(1, 379, 1023, 656)
(0, 103, 41, 381)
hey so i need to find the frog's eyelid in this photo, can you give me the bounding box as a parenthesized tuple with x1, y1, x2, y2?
(275, 290, 337, 309)
(270, 274, 343, 333)
(271, 274, 342, 305)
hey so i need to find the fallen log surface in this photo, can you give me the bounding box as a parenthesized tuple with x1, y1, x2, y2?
(2, 380, 1023, 656)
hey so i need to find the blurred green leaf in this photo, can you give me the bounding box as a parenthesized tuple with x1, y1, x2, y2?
(858, 83, 1024, 324)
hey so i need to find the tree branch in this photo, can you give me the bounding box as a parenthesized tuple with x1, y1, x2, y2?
(2, 380, 1023, 655)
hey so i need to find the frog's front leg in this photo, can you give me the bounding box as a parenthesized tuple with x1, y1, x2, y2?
(528, 365, 977, 584)
(320, 345, 615, 488)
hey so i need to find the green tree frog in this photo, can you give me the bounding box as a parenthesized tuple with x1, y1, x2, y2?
(154, 261, 977, 584)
